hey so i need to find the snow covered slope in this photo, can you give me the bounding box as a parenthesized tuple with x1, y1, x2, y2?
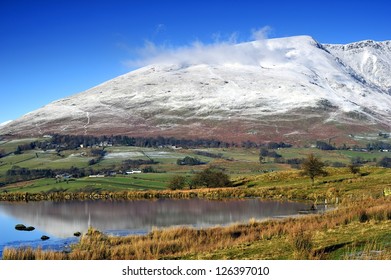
(324, 40, 391, 94)
(1, 36, 391, 143)
(0, 120, 12, 128)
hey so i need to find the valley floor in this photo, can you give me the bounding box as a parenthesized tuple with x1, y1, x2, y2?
(1, 138, 391, 259)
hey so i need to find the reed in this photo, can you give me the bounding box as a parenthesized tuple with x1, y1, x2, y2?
(2, 247, 65, 260)
(343, 239, 391, 260)
(288, 226, 314, 259)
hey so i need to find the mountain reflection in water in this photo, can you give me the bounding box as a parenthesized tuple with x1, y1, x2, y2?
(0, 199, 314, 238)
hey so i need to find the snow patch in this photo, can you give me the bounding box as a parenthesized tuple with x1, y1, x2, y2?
(104, 152, 145, 159)
(0, 120, 12, 127)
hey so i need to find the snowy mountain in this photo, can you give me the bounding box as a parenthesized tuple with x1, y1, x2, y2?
(324, 40, 391, 94)
(1, 36, 391, 144)
(0, 120, 12, 128)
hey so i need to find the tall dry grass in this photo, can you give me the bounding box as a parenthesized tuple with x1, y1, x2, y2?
(343, 239, 391, 260)
(2, 247, 65, 260)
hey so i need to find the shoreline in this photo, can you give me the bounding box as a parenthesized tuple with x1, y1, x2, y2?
(2, 197, 390, 260)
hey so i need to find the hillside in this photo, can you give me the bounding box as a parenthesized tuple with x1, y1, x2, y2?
(1, 36, 391, 144)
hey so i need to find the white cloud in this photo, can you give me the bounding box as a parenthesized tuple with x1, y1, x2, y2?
(251, 26, 272, 41)
(125, 26, 274, 69)
(154, 23, 166, 35)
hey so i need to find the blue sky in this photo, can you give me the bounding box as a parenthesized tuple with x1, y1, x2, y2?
(1, 0, 390, 124)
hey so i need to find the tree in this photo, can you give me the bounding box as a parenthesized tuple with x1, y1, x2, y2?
(348, 164, 360, 175)
(142, 166, 157, 173)
(259, 148, 281, 159)
(14, 146, 22, 155)
(177, 156, 204, 166)
(259, 155, 264, 165)
(300, 154, 327, 185)
(315, 141, 334, 150)
(191, 167, 232, 188)
(168, 175, 187, 190)
(378, 157, 391, 168)
(260, 148, 269, 157)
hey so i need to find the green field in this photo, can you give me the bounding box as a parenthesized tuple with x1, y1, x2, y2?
(1, 137, 391, 194)
(2, 173, 173, 193)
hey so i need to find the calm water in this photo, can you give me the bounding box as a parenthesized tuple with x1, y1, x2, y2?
(0, 198, 316, 257)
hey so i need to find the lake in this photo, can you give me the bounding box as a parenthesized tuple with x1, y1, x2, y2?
(0, 198, 318, 257)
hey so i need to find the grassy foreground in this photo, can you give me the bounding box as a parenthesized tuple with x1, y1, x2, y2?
(3, 197, 390, 260)
(2, 166, 391, 260)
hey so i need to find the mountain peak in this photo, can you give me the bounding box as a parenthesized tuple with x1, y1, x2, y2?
(1, 35, 391, 144)
(325, 39, 391, 51)
(324, 39, 391, 93)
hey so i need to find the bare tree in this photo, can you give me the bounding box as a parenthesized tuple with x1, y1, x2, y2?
(301, 153, 327, 185)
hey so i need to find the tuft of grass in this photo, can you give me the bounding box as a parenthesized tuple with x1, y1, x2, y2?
(1, 247, 65, 260)
(343, 240, 391, 260)
(288, 227, 314, 259)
